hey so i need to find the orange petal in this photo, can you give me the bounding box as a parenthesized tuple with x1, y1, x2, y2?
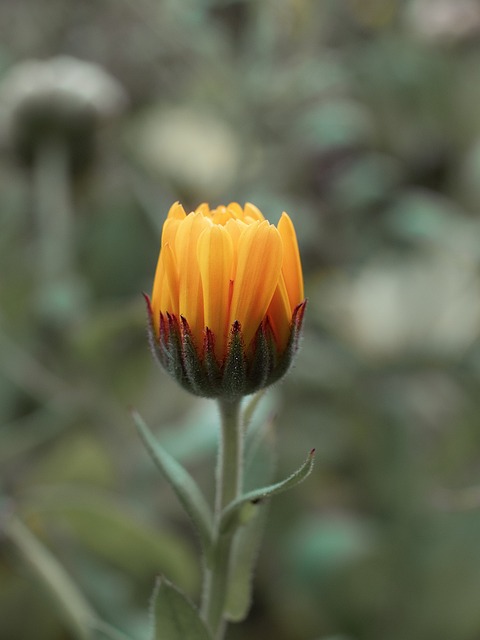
(151, 258, 164, 323)
(151, 251, 170, 334)
(175, 213, 210, 344)
(266, 272, 292, 352)
(224, 218, 247, 287)
(278, 212, 304, 310)
(162, 243, 179, 317)
(229, 221, 283, 348)
(197, 225, 234, 361)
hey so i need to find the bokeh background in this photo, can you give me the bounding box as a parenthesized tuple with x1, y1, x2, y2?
(2, 0, 480, 639)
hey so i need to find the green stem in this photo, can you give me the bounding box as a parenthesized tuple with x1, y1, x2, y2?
(201, 398, 243, 639)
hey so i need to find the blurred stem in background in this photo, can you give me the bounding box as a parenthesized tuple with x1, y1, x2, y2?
(201, 399, 243, 639)
(0, 56, 127, 330)
(33, 136, 78, 324)
(5, 514, 94, 640)
(2, 505, 134, 640)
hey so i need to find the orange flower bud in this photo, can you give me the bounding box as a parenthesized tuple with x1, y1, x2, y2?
(145, 202, 306, 398)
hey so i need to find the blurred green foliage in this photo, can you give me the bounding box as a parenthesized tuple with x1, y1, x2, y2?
(2, 0, 480, 638)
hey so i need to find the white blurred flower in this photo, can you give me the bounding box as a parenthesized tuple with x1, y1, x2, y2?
(130, 106, 240, 198)
(321, 245, 480, 360)
(0, 56, 127, 168)
(0, 55, 127, 123)
(406, 0, 480, 43)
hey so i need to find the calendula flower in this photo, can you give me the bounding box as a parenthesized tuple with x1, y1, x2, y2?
(145, 202, 306, 398)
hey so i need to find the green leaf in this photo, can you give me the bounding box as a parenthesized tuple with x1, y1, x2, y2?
(132, 410, 214, 554)
(91, 620, 135, 640)
(224, 505, 269, 622)
(220, 449, 316, 535)
(24, 487, 199, 592)
(151, 578, 212, 640)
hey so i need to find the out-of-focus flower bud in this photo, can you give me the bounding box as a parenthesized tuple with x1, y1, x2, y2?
(0, 55, 127, 172)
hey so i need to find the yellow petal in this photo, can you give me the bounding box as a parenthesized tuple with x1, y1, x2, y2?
(167, 202, 187, 220)
(224, 218, 247, 285)
(225, 218, 247, 246)
(229, 221, 283, 348)
(197, 225, 234, 360)
(244, 202, 265, 222)
(278, 212, 304, 309)
(195, 203, 210, 215)
(225, 218, 247, 254)
(211, 207, 231, 225)
(226, 202, 244, 219)
(162, 217, 182, 248)
(175, 213, 210, 344)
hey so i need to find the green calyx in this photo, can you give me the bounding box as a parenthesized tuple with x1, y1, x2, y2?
(145, 295, 307, 399)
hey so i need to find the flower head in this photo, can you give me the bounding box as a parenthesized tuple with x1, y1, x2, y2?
(146, 202, 306, 398)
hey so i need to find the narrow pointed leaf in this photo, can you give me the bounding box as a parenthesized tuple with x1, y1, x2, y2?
(151, 578, 213, 640)
(132, 410, 213, 553)
(220, 449, 315, 535)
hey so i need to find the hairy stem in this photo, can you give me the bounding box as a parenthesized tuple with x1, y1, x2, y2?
(201, 398, 243, 639)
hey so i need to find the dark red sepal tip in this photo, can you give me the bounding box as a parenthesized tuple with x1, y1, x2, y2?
(293, 299, 307, 327)
(231, 320, 242, 335)
(204, 326, 215, 354)
(143, 292, 153, 317)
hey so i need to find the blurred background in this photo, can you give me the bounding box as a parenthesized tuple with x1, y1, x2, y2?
(2, 0, 480, 638)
